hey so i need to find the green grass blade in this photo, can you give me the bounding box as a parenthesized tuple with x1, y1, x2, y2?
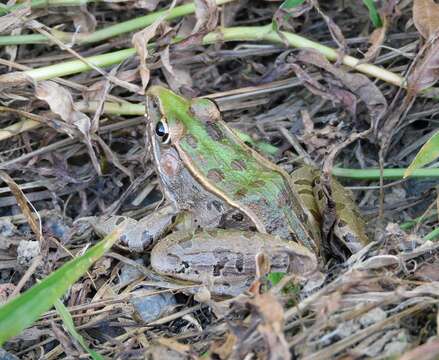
(362, 0, 382, 27)
(280, 0, 306, 9)
(0, 227, 123, 346)
(404, 130, 439, 178)
(54, 299, 105, 360)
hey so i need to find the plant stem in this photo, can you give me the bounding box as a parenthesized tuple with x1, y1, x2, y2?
(0, 0, 236, 46)
(425, 227, 439, 241)
(15, 25, 404, 89)
(332, 167, 439, 179)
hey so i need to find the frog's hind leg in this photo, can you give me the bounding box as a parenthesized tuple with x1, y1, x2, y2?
(291, 166, 368, 255)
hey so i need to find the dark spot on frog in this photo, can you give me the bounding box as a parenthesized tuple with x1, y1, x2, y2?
(294, 179, 313, 186)
(207, 200, 224, 213)
(189, 99, 221, 123)
(207, 168, 225, 182)
(205, 122, 225, 141)
(317, 189, 324, 200)
(230, 159, 247, 171)
(184, 134, 198, 149)
(141, 230, 153, 246)
(251, 180, 265, 188)
(310, 208, 321, 222)
(116, 217, 126, 226)
(234, 188, 247, 200)
(337, 203, 346, 211)
(298, 188, 314, 197)
(177, 261, 190, 274)
(277, 189, 291, 208)
(213, 257, 228, 277)
(232, 213, 244, 222)
(235, 253, 244, 272)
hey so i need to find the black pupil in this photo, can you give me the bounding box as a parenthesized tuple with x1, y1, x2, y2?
(155, 121, 167, 137)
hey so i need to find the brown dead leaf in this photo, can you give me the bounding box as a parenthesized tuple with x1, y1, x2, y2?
(210, 333, 237, 360)
(413, 0, 439, 40)
(160, 46, 193, 92)
(175, 0, 218, 48)
(253, 293, 291, 360)
(0, 171, 42, 241)
(132, 20, 164, 91)
(294, 49, 387, 127)
(408, 40, 439, 94)
(72, 6, 97, 33)
(35, 81, 101, 174)
(364, 17, 388, 62)
(310, 0, 346, 51)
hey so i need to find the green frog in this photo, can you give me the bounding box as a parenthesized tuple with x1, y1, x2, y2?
(140, 86, 368, 296)
(89, 86, 367, 296)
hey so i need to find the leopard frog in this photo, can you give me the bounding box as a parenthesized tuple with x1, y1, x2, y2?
(144, 86, 368, 296)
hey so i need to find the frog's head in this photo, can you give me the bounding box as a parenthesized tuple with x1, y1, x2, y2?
(146, 85, 221, 147)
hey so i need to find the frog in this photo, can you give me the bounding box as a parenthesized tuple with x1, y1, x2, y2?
(140, 85, 368, 296)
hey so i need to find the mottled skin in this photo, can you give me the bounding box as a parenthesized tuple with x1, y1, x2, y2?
(147, 86, 321, 253)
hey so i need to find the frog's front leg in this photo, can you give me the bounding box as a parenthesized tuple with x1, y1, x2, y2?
(80, 204, 177, 251)
(291, 166, 368, 255)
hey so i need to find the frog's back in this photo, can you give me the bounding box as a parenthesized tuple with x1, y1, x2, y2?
(176, 112, 320, 252)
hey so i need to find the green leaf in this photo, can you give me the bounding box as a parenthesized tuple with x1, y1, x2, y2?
(404, 130, 439, 178)
(280, 0, 306, 9)
(362, 0, 382, 27)
(0, 226, 124, 345)
(55, 299, 104, 360)
(267, 272, 286, 286)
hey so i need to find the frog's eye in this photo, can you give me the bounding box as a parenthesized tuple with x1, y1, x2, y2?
(155, 120, 170, 144)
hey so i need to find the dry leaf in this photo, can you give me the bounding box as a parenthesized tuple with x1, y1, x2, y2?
(72, 6, 97, 33)
(311, 0, 346, 51)
(413, 0, 439, 40)
(0, 171, 42, 241)
(160, 46, 193, 92)
(175, 0, 218, 47)
(408, 40, 439, 93)
(286, 50, 387, 128)
(364, 16, 388, 62)
(132, 21, 164, 91)
(35, 81, 101, 174)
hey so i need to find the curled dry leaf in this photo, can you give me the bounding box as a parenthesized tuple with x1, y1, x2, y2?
(175, 0, 218, 47)
(413, 0, 439, 40)
(293, 49, 388, 128)
(310, 0, 346, 51)
(132, 0, 178, 92)
(72, 6, 97, 33)
(160, 46, 193, 92)
(364, 16, 388, 62)
(408, 40, 439, 94)
(35, 81, 101, 174)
